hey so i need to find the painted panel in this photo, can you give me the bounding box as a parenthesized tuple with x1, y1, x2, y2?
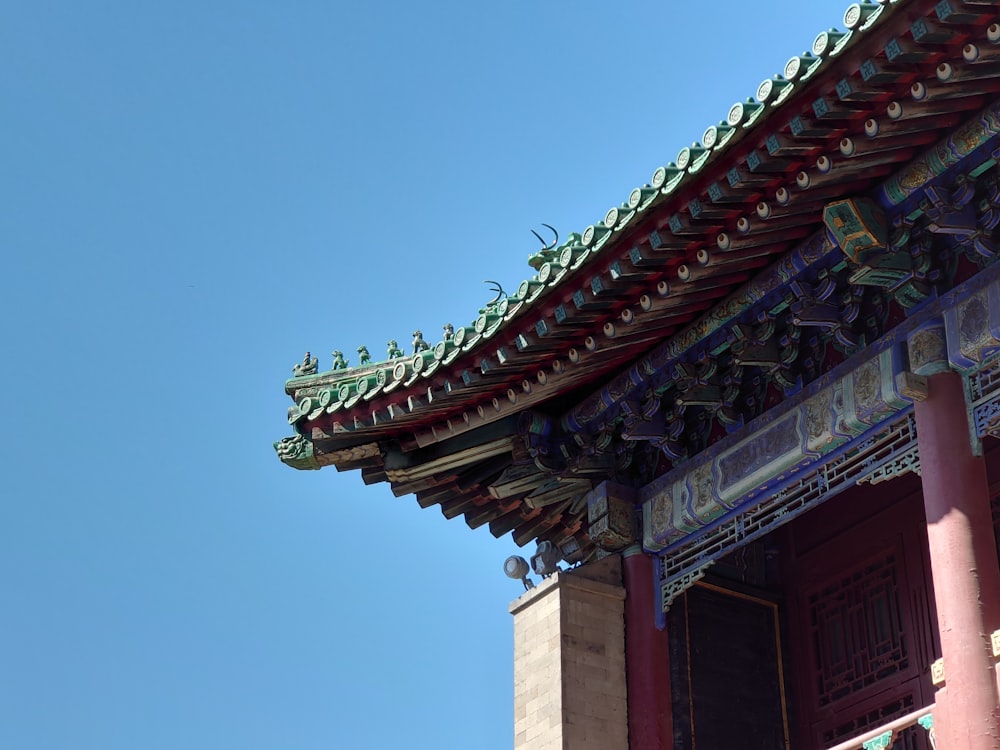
(643, 346, 913, 552)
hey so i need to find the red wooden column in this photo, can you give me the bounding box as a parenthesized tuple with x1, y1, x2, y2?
(622, 546, 673, 750)
(914, 370, 1000, 749)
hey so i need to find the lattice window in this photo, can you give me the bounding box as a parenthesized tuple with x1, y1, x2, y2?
(809, 553, 908, 708)
(968, 357, 1000, 440)
(968, 357, 1000, 403)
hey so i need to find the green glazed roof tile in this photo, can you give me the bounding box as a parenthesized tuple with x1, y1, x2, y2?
(286, 0, 921, 431)
(783, 52, 819, 82)
(581, 223, 611, 248)
(517, 277, 545, 302)
(844, 1, 881, 31)
(603, 204, 636, 232)
(362, 383, 386, 403)
(755, 76, 793, 106)
(342, 393, 363, 410)
(813, 28, 849, 56)
(628, 184, 658, 212)
(726, 98, 766, 129)
(651, 163, 684, 196)
(702, 121, 737, 150)
(676, 143, 708, 172)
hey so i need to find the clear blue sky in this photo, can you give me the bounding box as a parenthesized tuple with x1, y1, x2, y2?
(3, 2, 853, 748)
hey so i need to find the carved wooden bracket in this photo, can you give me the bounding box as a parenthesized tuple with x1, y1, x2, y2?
(586, 481, 638, 552)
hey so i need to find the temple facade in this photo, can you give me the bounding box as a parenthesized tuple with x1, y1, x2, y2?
(275, 1, 1000, 747)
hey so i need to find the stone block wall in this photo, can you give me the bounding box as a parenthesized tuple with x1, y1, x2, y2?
(510, 556, 628, 750)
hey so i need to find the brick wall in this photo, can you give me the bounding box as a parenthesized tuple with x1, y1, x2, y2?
(510, 556, 628, 750)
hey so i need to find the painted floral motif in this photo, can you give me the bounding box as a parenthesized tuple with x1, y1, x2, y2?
(959, 294, 993, 363)
(718, 413, 799, 490)
(908, 327, 947, 373)
(650, 493, 672, 536)
(805, 390, 832, 444)
(690, 463, 718, 521)
(853, 360, 880, 408)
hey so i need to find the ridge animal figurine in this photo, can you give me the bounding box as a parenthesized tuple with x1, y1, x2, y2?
(331, 350, 348, 370)
(387, 340, 404, 359)
(412, 330, 430, 354)
(526, 224, 559, 270)
(292, 351, 318, 377)
(357, 345, 371, 365)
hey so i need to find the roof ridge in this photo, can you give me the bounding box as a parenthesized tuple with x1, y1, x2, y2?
(287, 0, 907, 388)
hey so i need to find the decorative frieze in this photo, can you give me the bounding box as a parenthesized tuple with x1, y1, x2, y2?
(944, 284, 1000, 370)
(655, 413, 920, 610)
(648, 264, 1000, 607)
(879, 99, 1000, 207)
(643, 346, 913, 551)
(907, 323, 949, 375)
(856, 445, 921, 485)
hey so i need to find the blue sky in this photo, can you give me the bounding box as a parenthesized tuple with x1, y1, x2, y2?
(3, 2, 854, 747)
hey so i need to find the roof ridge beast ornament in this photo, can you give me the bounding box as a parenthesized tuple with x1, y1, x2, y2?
(273, 434, 320, 470)
(412, 330, 430, 354)
(386, 339, 405, 359)
(292, 351, 318, 377)
(527, 224, 559, 270)
(481, 280, 507, 315)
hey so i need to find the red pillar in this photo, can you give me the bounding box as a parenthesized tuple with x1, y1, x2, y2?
(915, 371, 1000, 749)
(622, 547, 672, 750)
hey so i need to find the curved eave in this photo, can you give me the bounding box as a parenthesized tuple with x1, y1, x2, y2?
(288, 0, 996, 448)
(278, 0, 1000, 558)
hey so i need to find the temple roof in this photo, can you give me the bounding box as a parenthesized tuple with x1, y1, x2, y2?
(277, 0, 1000, 561)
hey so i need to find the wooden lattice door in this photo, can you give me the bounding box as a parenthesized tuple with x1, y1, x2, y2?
(785, 483, 938, 749)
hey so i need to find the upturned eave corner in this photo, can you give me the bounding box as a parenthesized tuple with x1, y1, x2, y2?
(272, 0, 1000, 559)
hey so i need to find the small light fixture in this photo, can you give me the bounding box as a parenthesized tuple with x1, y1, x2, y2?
(503, 555, 535, 591)
(530, 540, 562, 578)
